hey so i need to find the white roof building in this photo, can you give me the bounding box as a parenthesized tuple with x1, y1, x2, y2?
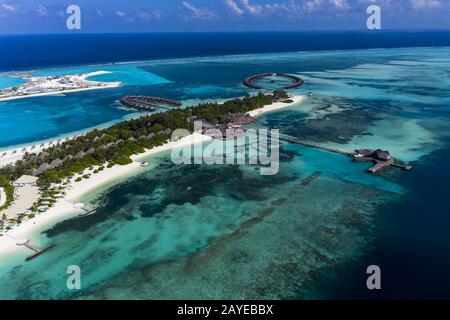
(14, 175, 38, 186)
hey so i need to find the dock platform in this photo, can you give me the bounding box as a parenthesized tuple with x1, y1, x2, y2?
(277, 133, 413, 174)
(14, 238, 53, 261)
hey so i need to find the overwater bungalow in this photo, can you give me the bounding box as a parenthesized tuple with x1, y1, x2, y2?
(120, 95, 182, 111)
(352, 149, 395, 173)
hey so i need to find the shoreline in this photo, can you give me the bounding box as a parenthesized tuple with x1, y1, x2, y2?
(248, 95, 305, 117)
(0, 71, 121, 102)
(0, 133, 213, 259)
(0, 95, 305, 260)
(0, 83, 121, 102)
(0, 112, 150, 168)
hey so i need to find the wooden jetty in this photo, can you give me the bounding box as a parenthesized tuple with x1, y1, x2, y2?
(120, 96, 182, 112)
(277, 133, 413, 174)
(74, 205, 97, 217)
(78, 206, 97, 217)
(63, 199, 97, 216)
(11, 237, 53, 261)
(279, 133, 351, 156)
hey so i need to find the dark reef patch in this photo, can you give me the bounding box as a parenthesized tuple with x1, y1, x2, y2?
(45, 153, 298, 236)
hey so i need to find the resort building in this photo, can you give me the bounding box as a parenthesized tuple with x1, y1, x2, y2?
(352, 149, 395, 173)
(3, 175, 40, 220)
(13, 175, 38, 187)
(227, 113, 256, 126)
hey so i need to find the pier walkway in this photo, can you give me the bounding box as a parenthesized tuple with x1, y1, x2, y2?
(6, 234, 53, 261)
(276, 133, 412, 174)
(120, 96, 182, 112)
(278, 133, 352, 156)
(63, 199, 96, 216)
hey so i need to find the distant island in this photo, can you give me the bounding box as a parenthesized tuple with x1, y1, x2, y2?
(0, 71, 121, 101)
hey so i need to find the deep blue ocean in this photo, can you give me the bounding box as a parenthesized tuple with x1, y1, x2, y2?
(2, 31, 450, 71)
(1, 32, 450, 299)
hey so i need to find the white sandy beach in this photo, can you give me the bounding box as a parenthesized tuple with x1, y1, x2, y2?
(0, 133, 213, 259)
(0, 71, 121, 102)
(0, 84, 121, 102)
(0, 133, 84, 168)
(248, 95, 305, 117)
(0, 95, 305, 260)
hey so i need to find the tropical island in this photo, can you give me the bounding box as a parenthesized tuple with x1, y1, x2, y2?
(0, 90, 295, 239)
(0, 71, 121, 101)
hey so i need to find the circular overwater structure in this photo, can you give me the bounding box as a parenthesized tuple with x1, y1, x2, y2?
(243, 73, 304, 90)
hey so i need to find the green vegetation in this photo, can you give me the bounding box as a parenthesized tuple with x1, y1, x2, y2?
(0, 177, 14, 211)
(0, 92, 285, 188)
(114, 156, 133, 166)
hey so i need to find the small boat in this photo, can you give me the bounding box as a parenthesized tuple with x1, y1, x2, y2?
(140, 161, 149, 167)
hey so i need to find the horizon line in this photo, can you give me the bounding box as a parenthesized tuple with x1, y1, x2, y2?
(2, 28, 450, 36)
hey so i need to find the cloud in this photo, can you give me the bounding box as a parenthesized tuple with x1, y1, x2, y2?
(36, 4, 48, 16)
(225, 0, 244, 16)
(181, 1, 216, 19)
(304, 0, 325, 12)
(225, 0, 293, 17)
(115, 10, 126, 17)
(137, 9, 164, 21)
(410, 0, 442, 9)
(1, 3, 15, 12)
(115, 10, 135, 22)
(241, 0, 263, 15)
(329, 0, 350, 10)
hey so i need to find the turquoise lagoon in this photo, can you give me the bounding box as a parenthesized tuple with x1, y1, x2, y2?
(0, 47, 450, 299)
(0, 76, 26, 90)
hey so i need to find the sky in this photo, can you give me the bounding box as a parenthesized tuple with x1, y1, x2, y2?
(0, 0, 450, 34)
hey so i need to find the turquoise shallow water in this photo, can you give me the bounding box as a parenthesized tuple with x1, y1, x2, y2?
(0, 148, 398, 299)
(0, 47, 450, 299)
(1, 47, 449, 151)
(0, 76, 26, 90)
(33, 65, 171, 86)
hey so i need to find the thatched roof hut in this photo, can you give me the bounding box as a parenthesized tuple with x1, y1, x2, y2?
(374, 149, 392, 161)
(38, 151, 50, 160)
(227, 113, 256, 126)
(32, 163, 50, 176)
(74, 151, 85, 159)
